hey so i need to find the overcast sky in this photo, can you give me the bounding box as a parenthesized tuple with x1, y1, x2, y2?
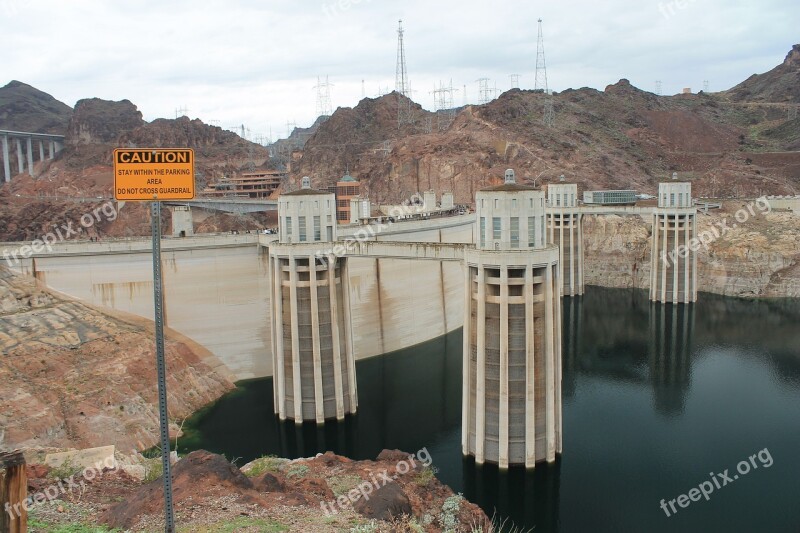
(3, 0, 797, 142)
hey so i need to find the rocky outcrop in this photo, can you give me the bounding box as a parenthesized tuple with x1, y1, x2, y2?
(0, 80, 73, 134)
(582, 202, 800, 298)
(67, 98, 144, 145)
(0, 267, 235, 452)
(97, 449, 490, 532)
(726, 44, 800, 103)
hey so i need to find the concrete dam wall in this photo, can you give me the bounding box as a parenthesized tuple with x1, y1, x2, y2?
(7, 218, 475, 380)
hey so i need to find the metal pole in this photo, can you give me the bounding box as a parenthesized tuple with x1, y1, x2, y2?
(150, 200, 175, 532)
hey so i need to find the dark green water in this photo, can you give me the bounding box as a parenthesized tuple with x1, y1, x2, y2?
(179, 287, 800, 532)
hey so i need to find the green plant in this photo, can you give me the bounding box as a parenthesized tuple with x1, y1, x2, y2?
(440, 494, 464, 532)
(413, 467, 435, 487)
(142, 456, 164, 482)
(286, 463, 309, 478)
(244, 455, 288, 477)
(28, 516, 121, 533)
(350, 521, 379, 533)
(327, 474, 363, 496)
(49, 458, 82, 480)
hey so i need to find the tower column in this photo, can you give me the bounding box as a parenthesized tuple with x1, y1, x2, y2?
(288, 253, 303, 422)
(328, 258, 345, 420)
(475, 264, 486, 464)
(271, 255, 285, 418)
(544, 263, 556, 462)
(48, 141, 54, 159)
(524, 266, 536, 467)
(498, 266, 510, 469)
(38, 141, 44, 163)
(462, 260, 472, 455)
(309, 255, 325, 423)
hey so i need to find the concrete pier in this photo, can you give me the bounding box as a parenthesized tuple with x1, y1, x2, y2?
(546, 183, 584, 297)
(170, 206, 194, 237)
(650, 182, 697, 304)
(463, 170, 562, 468)
(269, 177, 357, 423)
(16, 139, 23, 175)
(26, 137, 33, 177)
(0, 130, 66, 183)
(2, 135, 9, 183)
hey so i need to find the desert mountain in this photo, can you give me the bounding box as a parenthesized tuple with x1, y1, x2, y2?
(0, 80, 73, 134)
(726, 44, 800, 103)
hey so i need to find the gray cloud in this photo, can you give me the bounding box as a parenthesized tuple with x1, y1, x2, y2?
(1, 0, 797, 140)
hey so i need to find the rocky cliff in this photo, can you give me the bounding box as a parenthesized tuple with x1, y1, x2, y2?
(583, 201, 800, 298)
(0, 266, 236, 452)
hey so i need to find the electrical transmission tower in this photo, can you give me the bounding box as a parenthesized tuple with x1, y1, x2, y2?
(477, 78, 496, 104)
(174, 106, 188, 118)
(314, 75, 333, 117)
(431, 80, 458, 130)
(510, 74, 520, 89)
(703, 80, 709, 92)
(395, 19, 413, 126)
(535, 19, 554, 127)
(655, 80, 663, 96)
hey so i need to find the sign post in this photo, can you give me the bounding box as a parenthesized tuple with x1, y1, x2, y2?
(114, 148, 195, 533)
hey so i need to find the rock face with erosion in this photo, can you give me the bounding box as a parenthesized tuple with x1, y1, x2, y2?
(582, 202, 800, 298)
(0, 266, 235, 452)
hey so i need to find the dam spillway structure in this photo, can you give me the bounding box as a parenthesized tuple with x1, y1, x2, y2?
(650, 181, 698, 304)
(268, 176, 357, 423)
(546, 182, 584, 297)
(462, 169, 563, 469)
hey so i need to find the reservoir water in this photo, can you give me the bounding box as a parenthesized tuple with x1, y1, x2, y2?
(179, 287, 800, 532)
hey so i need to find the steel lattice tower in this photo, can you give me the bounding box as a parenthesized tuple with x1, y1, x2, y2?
(534, 19, 548, 92)
(314, 75, 333, 117)
(395, 19, 413, 126)
(535, 19, 554, 127)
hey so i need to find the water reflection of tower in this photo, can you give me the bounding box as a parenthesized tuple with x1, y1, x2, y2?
(561, 295, 583, 398)
(649, 303, 694, 415)
(462, 459, 560, 531)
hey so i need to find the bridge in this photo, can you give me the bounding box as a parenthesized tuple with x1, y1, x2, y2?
(164, 197, 277, 214)
(1, 129, 65, 182)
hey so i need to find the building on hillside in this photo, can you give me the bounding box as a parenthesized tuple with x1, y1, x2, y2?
(335, 173, 361, 223)
(202, 170, 286, 198)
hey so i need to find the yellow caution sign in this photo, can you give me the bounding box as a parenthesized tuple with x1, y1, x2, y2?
(113, 148, 195, 201)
